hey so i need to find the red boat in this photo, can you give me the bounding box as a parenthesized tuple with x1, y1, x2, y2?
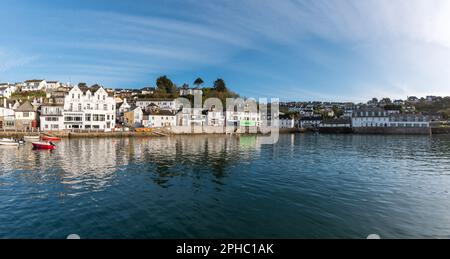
(32, 142, 56, 150)
(42, 135, 61, 141)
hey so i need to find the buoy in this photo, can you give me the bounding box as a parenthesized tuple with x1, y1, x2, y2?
(67, 234, 81, 239)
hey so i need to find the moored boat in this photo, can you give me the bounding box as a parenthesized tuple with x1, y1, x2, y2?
(42, 135, 61, 141)
(24, 136, 40, 140)
(0, 140, 19, 146)
(32, 142, 56, 150)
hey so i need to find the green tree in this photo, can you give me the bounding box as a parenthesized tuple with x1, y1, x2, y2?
(156, 76, 176, 95)
(213, 78, 227, 92)
(194, 78, 204, 88)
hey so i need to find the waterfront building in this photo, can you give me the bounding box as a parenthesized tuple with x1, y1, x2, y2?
(14, 101, 37, 130)
(351, 108, 389, 127)
(62, 86, 116, 131)
(388, 114, 430, 128)
(143, 109, 178, 128)
(320, 118, 352, 128)
(205, 107, 226, 127)
(22, 79, 47, 92)
(179, 108, 206, 126)
(40, 104, 64, 131)
(135, 98, 178, 111)
(0, 104, 16, 130)
(225, 110, 260, 127)
(124, 107, 143, 127)
(299, 116, 322, 128)
(279, 115, 295, 128)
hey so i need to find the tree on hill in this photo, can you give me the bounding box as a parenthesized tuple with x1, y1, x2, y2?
(78, 82, 87, 88)
(155, 76, 177, 97)
(213, 79, 227, 92)
(194, 78, 204, 88)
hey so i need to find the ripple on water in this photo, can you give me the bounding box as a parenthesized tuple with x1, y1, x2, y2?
(1, 135, 450, 238)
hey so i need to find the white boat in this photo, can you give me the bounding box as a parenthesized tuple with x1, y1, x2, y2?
(0, 141, 19, 146)
(0, 138, 15, 142)
(24, 136, 40, 140)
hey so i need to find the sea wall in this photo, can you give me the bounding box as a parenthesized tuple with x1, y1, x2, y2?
(319, 127, 353, 134)
(431, 127, 450, 134)
(353, 127, 431, 135)
(169, 126, 297, 135)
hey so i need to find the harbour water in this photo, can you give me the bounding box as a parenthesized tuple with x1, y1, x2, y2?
(1, 134, 450, 239)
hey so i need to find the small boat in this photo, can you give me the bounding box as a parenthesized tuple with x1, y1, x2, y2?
(32, 142, 56, 150)
(42, 135, 61, 141)
(0, 138, 15, 142)
(0, 140, 19, 146)
(24, 136, 40, 140)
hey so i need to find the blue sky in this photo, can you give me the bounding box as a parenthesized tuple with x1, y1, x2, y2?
(1, 0, 450, 102)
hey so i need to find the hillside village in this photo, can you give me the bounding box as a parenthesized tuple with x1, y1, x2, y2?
(0, 78, 449, 134)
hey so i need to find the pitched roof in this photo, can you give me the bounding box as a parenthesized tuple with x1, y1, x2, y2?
(24, 79, 45, 83)
(136, 98, 175, 102)
(145, 109, 176, 116)
(15, 101, 35, 112)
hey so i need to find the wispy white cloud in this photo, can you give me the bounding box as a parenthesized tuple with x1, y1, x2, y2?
(0, 48, 39, 73)
(2, 0, 450, 100)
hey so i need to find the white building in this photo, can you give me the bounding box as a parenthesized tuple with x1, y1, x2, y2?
(351, 108, 389, 128)
(388, 114, 430, 128)
(279, 116, 295, 128)
(299, 116, 322, 128)
(206, 109, 226, 127)
(0, 84, 15, 98)
(46, 81, 62, 90)
(0, 104, 15, 130)
(62, 86, 116, 130)
(40, 104, 64, 131)
(179, 108, 206, 126)
(179, 87, 203, 96)
(143, 109, 178, 128)
(135, 98, 178, 111)
(225, 103, 260, 127)
(22, 80, 47, 92)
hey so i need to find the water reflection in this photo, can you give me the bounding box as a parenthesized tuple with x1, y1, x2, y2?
(2, 134, 450, 238)
(0, 135, 270, 192)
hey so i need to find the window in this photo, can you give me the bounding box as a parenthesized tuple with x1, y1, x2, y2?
(103, 95, 106, 100)
(96, 104, 99, 110)
(78, 103, 82, 111)
(104, 104, 107, 111)
(85, 114, 91, 121)
(23, 112, 29, 118)
(87, 104, 90, 110)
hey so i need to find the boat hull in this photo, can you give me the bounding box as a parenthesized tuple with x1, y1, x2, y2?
(0, 142, 19, 146)
(32, 142, 56, 150)
(42, 136, 61, 141)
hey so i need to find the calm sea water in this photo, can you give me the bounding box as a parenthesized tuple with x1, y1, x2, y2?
(1, 134, 450, 239)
